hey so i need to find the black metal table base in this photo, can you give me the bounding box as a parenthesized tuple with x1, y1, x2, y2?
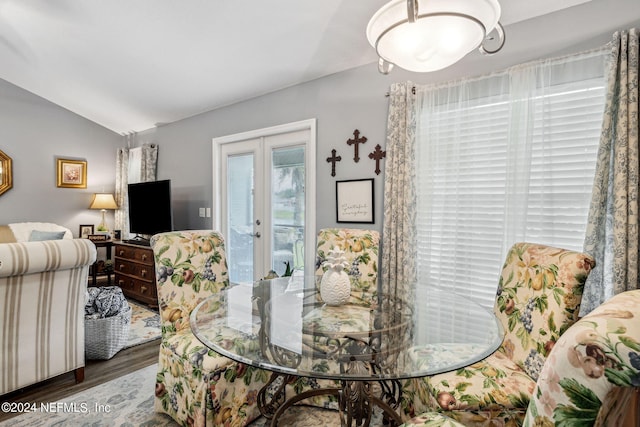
(257, 373, 403, 427)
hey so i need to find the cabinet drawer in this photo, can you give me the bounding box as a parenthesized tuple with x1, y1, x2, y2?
(115, 258, 154, 282)
(113, 242, 158, 307)
(114, 245, 153, 264)
(115, 274, 157, 306)
(115, 273, 136, 292)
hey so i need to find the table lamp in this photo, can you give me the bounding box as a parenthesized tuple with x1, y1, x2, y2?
(89, 193, 118, 233)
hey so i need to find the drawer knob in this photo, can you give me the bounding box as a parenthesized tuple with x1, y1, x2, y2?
(119, 264, 125, 271)
(118, 280, 124, 286)
(119, 250, 125, 256)
(142, 254, 148, 261)
(141, 269, 147, 277)
(141, 286, 148, 293)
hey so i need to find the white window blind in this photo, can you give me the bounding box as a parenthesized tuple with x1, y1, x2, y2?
(415, 51, 607, 310)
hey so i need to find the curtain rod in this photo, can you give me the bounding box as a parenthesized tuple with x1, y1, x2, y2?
(384, 44, 610, 97)
(385, 86, 415, 97)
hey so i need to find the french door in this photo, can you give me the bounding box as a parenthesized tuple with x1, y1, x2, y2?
(213, 119, 316, 283)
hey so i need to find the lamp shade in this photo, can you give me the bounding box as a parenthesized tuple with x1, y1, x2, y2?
(367, 0, 502, 73)
(89, 193, 118, 210)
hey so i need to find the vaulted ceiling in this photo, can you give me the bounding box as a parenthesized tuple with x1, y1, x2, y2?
(0, 0, 635, 134)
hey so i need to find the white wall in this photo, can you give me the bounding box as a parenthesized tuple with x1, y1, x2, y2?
(0, 79, 121, 235)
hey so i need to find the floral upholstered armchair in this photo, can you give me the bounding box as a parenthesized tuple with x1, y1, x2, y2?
(402, 290, 640, 427)
(150, 230, 269, 427)
(523, 289, 640, 426)
(285, 228, 382, 409)
(400, 242, 595, 425)
(314, 228, 380, 305)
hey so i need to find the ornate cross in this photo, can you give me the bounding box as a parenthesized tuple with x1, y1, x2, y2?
(368, 144, 386, 175)
(326, 149, 342, 177)
(347, 129, 367, 163)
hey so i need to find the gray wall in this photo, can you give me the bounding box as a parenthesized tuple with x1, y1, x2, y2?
(2, 0, 638, 239)
(137, 1, 640, 236)
(0, 78, 121, 235)
(138, 67, 391, 233)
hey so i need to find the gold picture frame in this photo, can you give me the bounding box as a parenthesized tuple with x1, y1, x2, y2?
(57, 158, 87, 188)
(0, 149, 12, 196)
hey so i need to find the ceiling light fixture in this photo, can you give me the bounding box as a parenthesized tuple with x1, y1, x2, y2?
(366, 0, 505, 74)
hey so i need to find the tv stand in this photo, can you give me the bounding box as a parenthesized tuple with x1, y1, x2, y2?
(124, 235, 151, 246)
(114, 242, 158, 307)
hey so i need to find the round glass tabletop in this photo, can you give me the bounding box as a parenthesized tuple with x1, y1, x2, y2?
(190, 275, 503, 381)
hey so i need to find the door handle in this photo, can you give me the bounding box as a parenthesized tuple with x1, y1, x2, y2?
(250, 232, 261, 238)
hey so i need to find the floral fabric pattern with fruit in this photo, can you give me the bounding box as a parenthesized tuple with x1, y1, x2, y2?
(403, 291, 640, 427)
(314, 228, 379, 306)
(400, 242, 595, 426)
(150, 230, 269, 427)
(524, 289, 640, 426)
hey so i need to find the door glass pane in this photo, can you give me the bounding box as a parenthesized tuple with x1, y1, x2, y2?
(271, 147, 305, 275)
(227, 154, 254, 283)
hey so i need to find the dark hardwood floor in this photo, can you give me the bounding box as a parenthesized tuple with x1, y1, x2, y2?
(0, 320, 160, 422)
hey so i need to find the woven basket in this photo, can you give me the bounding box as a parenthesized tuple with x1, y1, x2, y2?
(85, 304, 131, 360)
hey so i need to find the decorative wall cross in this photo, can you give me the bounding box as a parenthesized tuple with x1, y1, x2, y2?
(326, 149, 342, 177)
(347, 129, 367, 163)
(368, 144, 386, 175)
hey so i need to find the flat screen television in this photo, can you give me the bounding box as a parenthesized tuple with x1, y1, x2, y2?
(127, 179, 173, 245)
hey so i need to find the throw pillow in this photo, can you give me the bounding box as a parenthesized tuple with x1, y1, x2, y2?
(0, 225, 17, 243)
(29, 230, 67, 241)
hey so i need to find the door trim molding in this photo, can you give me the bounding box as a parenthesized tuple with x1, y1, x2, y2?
(212, 118, 317, 276)
(213, 119, 316, 144)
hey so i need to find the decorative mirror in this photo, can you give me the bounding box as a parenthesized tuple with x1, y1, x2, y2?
(0, 149, 13, 196)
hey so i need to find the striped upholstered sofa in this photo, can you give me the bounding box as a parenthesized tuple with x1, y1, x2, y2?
(0, 229, 96, 395)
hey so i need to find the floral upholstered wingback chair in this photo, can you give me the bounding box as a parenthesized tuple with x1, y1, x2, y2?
(151, 230, 269, 427)
(314, 228, 380, 305)
(400, 242, 595, 425)
(523, 289, 640, 426)
(284, 228, 381, 409)
(402, 290, 640, 427)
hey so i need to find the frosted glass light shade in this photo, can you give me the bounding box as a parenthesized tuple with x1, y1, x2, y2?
(367, 0, 501, 73)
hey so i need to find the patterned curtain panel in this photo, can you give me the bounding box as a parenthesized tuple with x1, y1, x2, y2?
(115, 146, 130, 238)
(581, 28, 639, 315)
(114, 138, 159, 240)
(381, 82, 418, 301)
(140, 143, 158, 182)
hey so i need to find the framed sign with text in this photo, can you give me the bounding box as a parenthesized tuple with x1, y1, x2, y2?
(336, 179, 374, 224)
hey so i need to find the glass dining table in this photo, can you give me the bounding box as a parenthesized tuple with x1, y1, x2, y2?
(190, 275, 503, 427)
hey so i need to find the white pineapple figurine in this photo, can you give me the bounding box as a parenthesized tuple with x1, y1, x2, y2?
(320, 247, 351, 306)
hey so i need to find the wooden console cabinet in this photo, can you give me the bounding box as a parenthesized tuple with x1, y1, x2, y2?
(114, 242, 158, 307)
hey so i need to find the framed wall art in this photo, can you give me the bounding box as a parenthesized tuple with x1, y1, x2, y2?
(336, 178, 374, 224)
(0, 149, 12, 196)
(57, 158, 87, 188)
(79, 224, 94, 239)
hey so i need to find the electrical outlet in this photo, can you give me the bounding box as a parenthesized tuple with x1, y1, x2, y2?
(199, 207, 206, 217)
(206, 208, 211, 217)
